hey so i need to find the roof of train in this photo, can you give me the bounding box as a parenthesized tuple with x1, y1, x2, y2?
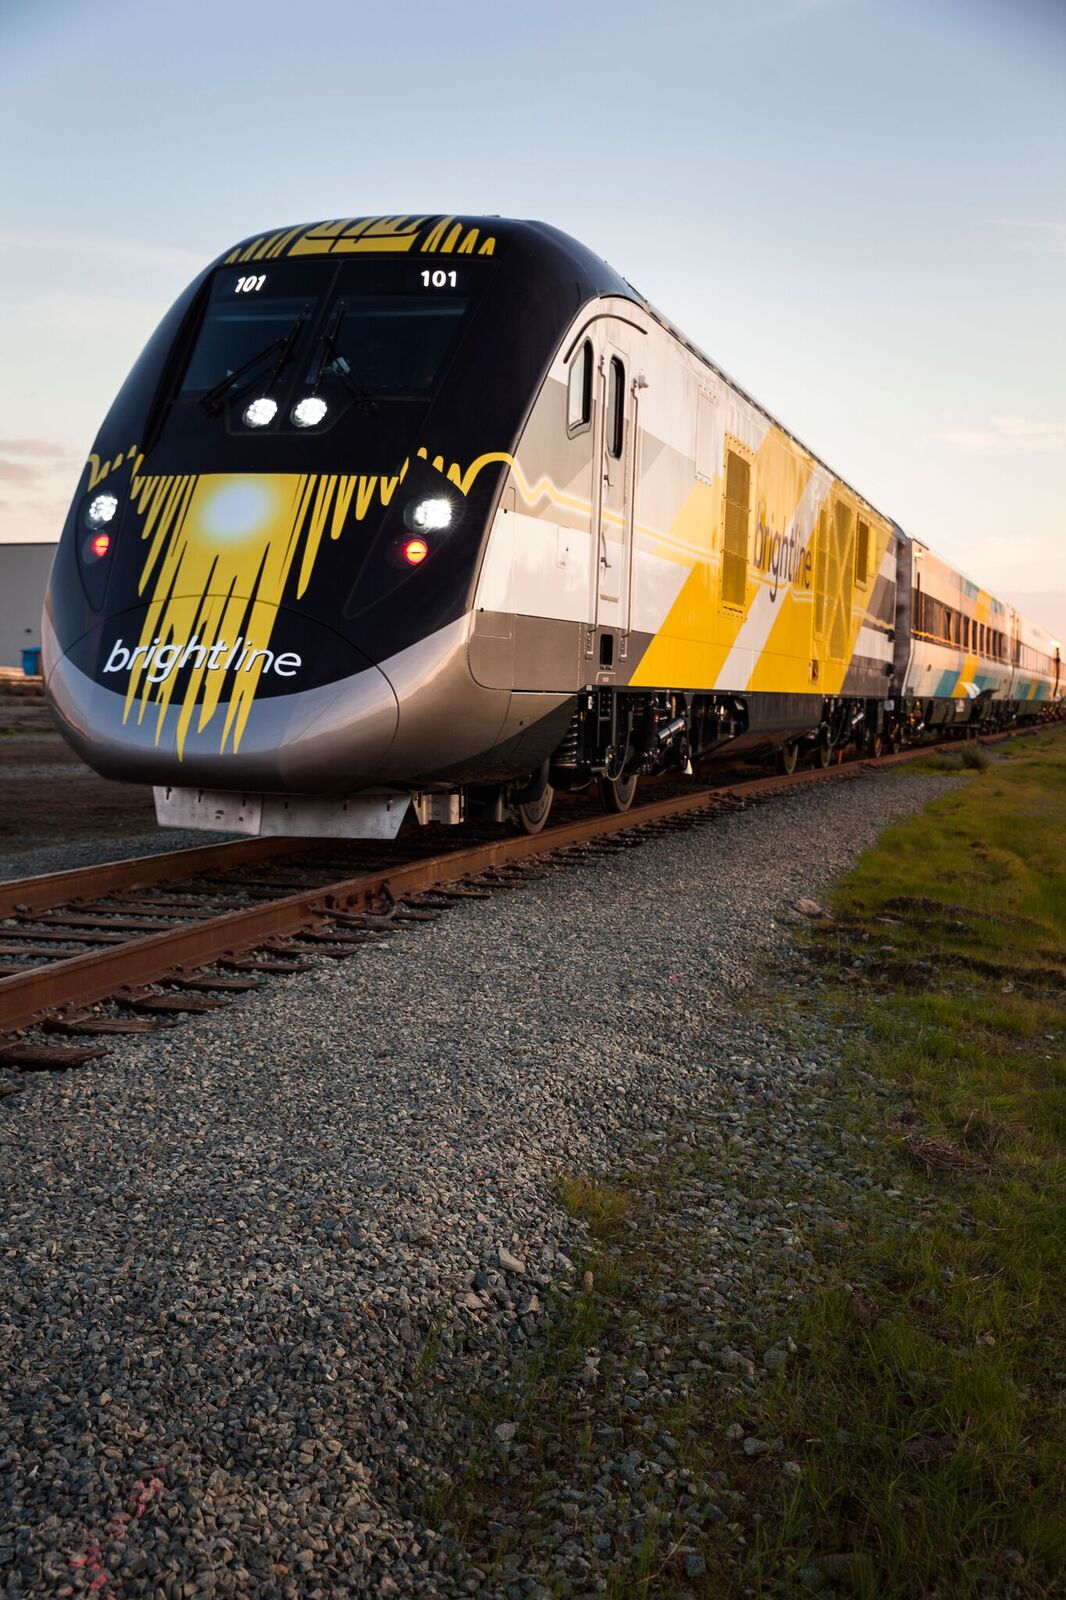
(215, 215, 1049, 638)
(219, 214, 901, 523)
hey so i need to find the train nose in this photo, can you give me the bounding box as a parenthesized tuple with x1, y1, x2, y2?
(44, 604, 399, 792)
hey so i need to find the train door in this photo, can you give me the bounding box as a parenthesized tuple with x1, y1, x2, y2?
(593, 337, 636, 660)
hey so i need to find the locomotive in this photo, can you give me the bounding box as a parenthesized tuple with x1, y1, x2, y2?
(43, 215, 1062, 837)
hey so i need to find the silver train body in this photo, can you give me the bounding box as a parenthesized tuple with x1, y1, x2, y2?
(42, 216, 1062, 837)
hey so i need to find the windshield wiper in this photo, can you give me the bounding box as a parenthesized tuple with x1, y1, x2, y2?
(199, 308, 308, 417)
(310, 305, 378, 416)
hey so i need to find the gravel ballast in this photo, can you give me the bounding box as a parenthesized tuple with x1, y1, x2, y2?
(0, 770, 959, 1597)
(0, 829, 244, 884)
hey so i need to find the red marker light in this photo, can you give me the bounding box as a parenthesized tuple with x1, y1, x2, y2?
(90, 532, 111, 560)
(402, 537, 429, 565)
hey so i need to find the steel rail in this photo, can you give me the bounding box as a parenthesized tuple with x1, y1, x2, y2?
(1, 726, 1052, 1039)
(0, 836, 312, 920)
(0, 747, 920, 1035)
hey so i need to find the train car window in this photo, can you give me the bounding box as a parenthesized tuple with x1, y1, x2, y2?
(567, 340, 592, 433)
(607, 357, 625, 458)
(816, 510, 830, 633)
(722, 448, 751, 608)
(829, 501, 855, 659)
(855, 519, 870, 586)
(695, 390, 716, 480)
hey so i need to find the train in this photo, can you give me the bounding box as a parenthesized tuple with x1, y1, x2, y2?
(42, 214, 1063, 838)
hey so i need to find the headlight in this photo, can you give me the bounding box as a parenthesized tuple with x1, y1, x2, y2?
(243, 397, 278, 428)
(85, 492, 118, 528)
(408, 497, 453, 532)
(292, 397, 328, 428)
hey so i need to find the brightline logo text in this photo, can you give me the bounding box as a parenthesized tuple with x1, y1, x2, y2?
(102, 637, 302, 685)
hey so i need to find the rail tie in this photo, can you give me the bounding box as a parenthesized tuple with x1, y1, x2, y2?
(0, 727, 1049, 1062)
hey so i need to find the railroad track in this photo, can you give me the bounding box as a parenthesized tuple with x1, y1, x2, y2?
(0, 732, 1037, 1071)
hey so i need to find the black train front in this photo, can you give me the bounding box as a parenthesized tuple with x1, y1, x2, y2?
(45, 212, 1062, 839)
(43, 216, 630, 836)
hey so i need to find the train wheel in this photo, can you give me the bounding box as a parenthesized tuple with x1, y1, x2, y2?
(776, 743, 799, 775)
(514, 785, 554, 835)
(866, 730, 884, 758)
(815, 740, 832, 768)
(598, 773, 638, 813)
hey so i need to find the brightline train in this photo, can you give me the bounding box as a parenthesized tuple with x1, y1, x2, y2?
(43, 215, 1063, 837)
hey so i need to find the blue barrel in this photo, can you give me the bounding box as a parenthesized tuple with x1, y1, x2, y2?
(21, 646, 42, 677)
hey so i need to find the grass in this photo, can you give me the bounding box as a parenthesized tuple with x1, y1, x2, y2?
(772, 727, 1066, 1596)
(422, 727, 1066, 1598)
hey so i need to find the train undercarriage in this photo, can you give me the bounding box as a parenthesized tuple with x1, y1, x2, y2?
(488, 683, 1062, 834)
(157, 686, 1060, 843)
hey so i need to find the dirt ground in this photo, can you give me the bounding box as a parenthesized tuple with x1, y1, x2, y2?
(0, 726, 159, 854)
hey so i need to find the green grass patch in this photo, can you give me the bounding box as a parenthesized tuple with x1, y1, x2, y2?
(768, 727, 1066, 1597)
(422, 728, 1066, 1599)
(557, 1175, 634, 1237)
(888, 740, 991, 776)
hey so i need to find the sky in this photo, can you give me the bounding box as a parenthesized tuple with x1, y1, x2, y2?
(0, 0, 1063, 638)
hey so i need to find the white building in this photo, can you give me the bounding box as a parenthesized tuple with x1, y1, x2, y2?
(0, 543, 56, 669)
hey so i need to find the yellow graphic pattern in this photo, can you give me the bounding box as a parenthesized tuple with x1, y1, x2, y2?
(223, 215, 496, 265)
(631, 423, 892, 695)
(87, 445, 140, 491)
(117, 448, 509, 759)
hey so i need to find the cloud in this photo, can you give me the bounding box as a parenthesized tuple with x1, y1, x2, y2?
(994, 219, 1066, 256)
(0, 438, 80, 462)
(37, 290, 168, 341)
(0, 227, 207, 274)
(0, 458, 45, 485)
(0, 494, 72, 542)
(765, 0, 848, 18)
(938, 416, 1066, 455)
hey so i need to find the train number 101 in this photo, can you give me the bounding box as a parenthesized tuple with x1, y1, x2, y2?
(421, 270, 458, 288)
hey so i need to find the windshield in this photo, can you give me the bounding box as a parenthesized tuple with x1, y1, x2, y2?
(180, 286, 316, 396)
(174, 257, 489, 425)
(310, 295, 469, 396)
